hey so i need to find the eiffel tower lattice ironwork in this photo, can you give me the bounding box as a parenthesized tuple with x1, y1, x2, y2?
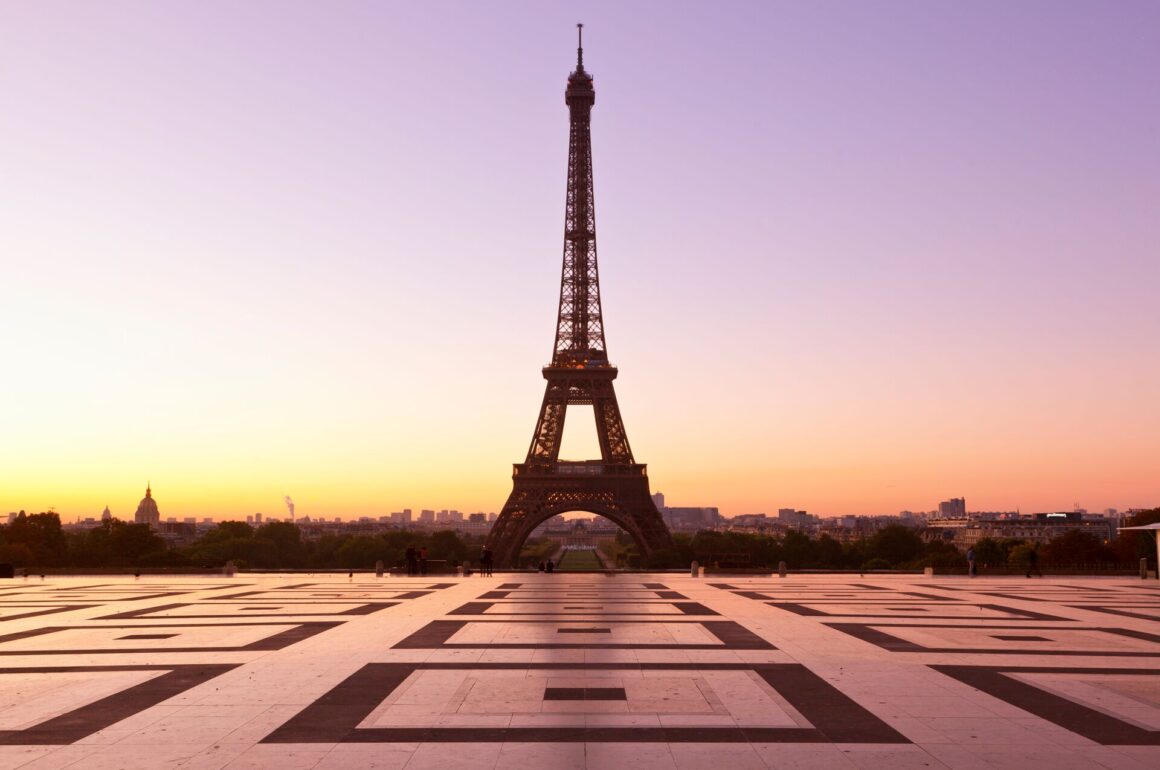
(486, 26, 674, 567)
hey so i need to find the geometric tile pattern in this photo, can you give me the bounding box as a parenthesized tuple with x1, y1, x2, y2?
(0, 574, 1157, 768)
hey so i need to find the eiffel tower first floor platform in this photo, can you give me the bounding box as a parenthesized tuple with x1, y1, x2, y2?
(486, 462, 675, 567)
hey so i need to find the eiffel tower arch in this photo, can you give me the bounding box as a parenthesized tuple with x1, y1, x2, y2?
(486, 26, 674, 567)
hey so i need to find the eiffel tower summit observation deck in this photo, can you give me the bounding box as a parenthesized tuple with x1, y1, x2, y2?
(486, 26, 675, 568)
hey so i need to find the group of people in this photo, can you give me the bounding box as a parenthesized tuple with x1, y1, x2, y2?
(478, 546, 494, 577)
(404, 545, 428, 576)
(537, 558, 555, 573)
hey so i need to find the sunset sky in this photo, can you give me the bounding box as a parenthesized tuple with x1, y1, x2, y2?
(2, 1, 1158, 521)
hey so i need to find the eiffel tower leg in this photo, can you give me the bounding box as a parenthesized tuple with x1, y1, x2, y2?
(486, 470, 674, 568)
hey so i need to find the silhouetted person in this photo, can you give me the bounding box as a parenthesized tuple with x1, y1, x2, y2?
(1026, 548, 1043, 578)
(545, 559, 554, 573)
(966, 547, 976, 578)
(480, 546, 493, 577)
(419, 547, 428, 576)
(538, 560, 545, 572)
(405, 546, 418, 576)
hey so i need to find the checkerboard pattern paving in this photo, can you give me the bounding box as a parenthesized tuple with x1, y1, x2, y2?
(0, 574, 1157, 768)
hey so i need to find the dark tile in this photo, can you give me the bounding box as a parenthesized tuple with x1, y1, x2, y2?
(391, 619, 773, 650)
(0, 622, 341, 655)
(543, 687, 626, 700)
(829, 622, 1160, 656)
(0, 664, 237, 745)
(263, 662, 906, 744)
(933, 665, 1160, 745)
(97, 602, 397, 620)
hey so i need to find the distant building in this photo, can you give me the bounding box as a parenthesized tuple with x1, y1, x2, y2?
(662, 507, 720, 531)
(419, 509, 435, 523)
(133, 484, 160, 527)
(101, 505, 112, 522)
(777, 508, 812, 528)
(652, 492, 665, 510)
(926, 511, 1117, 549)
(938, 498, 967, 518)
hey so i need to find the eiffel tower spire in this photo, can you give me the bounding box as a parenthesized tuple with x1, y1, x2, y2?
(553, 21, 605, 366)
(486, 28, 674, 567)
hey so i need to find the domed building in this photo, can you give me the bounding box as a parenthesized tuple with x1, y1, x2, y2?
(101, 505, 112, 522)
(134, 483, 160, 527)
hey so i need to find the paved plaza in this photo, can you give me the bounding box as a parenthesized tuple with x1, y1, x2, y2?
(0, 574, 1157, 769)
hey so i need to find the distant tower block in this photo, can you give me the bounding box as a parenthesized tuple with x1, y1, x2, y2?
(134, 483, 160, 527)
(486, 27, 674, 567)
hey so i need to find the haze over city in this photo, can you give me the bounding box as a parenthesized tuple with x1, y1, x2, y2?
(3, 1, 1158, 522)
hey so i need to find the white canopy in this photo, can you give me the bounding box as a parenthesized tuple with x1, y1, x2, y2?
(1118, 523, 1160, 531)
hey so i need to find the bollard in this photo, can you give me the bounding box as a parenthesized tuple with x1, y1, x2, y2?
(778, 561, 787, 578)
(690, 560, 699, 578)
(1142, 558, 1149, 580)
(375, 560, 384, 578)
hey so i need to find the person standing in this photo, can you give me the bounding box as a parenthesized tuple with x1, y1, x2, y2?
(419, 546, 429, 576)
(405, 546, 418, 576)
(1026, 547, 1043, 578)
(967, 547, 976, 578)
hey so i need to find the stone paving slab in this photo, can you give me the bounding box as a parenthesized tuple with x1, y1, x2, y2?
(0, 573, 1156, 768)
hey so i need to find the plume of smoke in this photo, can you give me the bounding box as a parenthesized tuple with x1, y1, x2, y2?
(284, 496, 295, 520)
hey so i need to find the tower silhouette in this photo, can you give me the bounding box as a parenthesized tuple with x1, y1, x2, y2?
(486, 26, 674, 567)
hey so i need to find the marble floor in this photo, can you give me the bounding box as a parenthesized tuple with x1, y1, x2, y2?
(0, 573, 1157, 769)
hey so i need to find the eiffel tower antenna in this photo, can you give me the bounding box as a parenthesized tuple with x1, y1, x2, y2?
(486, 27, 674, 567)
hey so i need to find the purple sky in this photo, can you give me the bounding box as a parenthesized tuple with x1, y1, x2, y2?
(2, 1, 1158, 520)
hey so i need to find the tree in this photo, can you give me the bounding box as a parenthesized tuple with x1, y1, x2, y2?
(972, 537, 1005, 568)
(254, 521, 305, 567)
(2, 512, 67, 566)
(866, 525, 923, 567)
(1008, 543, 1035, 570)
(1042, 530, 1114, 567)
(1111, 508, 1160, 568)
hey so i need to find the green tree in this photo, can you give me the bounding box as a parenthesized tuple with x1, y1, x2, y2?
(2, 512, 67, 566)
(1042, 530, 1114, 567)
(1008, 543, 1035, 571)
(866, 525, 923, 567)
(1111, 508, 1160, 568)
(972, 537, 1005, 568)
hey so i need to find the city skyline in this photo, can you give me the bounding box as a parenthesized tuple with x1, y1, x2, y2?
(3, 2, 1159, 521)
(12, 483, 1136, 525)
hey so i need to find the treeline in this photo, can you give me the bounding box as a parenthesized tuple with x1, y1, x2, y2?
(0, 512, 484, 570)
(2, 508, 1158, 572)
(626, 507, 1160, 571)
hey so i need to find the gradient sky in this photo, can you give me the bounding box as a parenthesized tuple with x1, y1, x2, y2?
(2, 1, 1158, 521)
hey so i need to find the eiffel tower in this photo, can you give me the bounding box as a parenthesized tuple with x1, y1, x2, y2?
(486, 26, 675, 567)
